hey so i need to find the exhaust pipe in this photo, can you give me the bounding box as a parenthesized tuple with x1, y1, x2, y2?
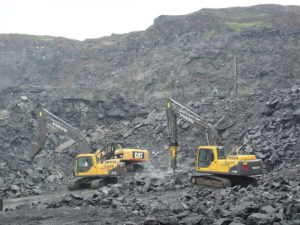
(29, 143, 42, 160)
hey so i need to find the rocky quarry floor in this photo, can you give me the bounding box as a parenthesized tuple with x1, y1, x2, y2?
(0, 84, 299, 225)
(0, 4, 300, 224)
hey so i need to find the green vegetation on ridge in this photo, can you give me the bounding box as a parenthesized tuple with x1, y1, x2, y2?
(226, 21, 264, 32)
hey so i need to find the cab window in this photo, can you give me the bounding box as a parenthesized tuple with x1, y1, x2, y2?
(217, 148, 225, 159)
(198, 149, 214, 168)
(103, 143, 115, 160)
(77, 156, 93, 173)
(115, 143, 123, 150)
(106, 144, 113, 154)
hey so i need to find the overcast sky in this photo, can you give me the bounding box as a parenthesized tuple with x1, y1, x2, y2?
(0, 0, 299, 40)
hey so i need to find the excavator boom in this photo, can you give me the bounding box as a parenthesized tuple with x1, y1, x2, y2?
(167, 98, 221, 146)
(30, 108, 150, 191)
(166, 98, 221, 171)
(166, 98, 262, 188)
(29, 108, 92, 160)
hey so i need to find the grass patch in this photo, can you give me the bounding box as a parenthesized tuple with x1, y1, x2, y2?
(226, 21, 264, 33)
(35, 35, 56, 41)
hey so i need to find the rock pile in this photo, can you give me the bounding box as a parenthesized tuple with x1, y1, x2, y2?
(0, 85, 299, 224)
(1, 167, 299, 224)
(0, 4, 300, 224)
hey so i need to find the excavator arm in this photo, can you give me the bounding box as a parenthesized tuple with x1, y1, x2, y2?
(166, 98, 221, 171)
(29, 108, 92, 160)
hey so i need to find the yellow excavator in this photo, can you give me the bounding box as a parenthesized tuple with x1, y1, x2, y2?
(30, 108, 149, 190)
(166, 98, 262, 188)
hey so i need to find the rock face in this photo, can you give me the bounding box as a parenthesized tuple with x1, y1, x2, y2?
(0, 4, 300, 225)
(0, 5, 299, 104)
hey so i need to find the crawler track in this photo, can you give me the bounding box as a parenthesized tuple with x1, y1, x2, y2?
(191, 175, 231, 188)
(67, 164, 144, 191)
(190, 174, 258, 188)
(67, 176, 118, 191)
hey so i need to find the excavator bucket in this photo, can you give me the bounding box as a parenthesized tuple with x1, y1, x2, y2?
(29, 143, 42, 160)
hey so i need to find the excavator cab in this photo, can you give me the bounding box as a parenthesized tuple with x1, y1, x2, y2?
(197, 148, 215, 168)
(76, 156, 94, 173)
(101, 143, 124, 161)
(196, 146, 225, 170)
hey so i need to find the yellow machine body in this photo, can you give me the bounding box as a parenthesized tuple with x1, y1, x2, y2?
(114, 148, 149, 162)
(195, 146, 262, 176)
(166, 98, 262, 188)
(29, 108, 150, 190)
(74, 153, 121, 177)
(74, 148, 149, 177)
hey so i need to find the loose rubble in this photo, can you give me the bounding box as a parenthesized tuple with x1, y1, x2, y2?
(0, 85, 299, 224)
(0, 4, 299, 224)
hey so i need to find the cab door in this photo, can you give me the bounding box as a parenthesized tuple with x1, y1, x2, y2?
(104, 143, 115, 160)
(75, 156, 95, 175)
(196, 148, 216, 172)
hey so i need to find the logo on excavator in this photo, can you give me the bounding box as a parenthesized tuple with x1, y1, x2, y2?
(133, 152, 144, 159)
(179, 113, 194, 124)
(52, 121, 68, 133)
